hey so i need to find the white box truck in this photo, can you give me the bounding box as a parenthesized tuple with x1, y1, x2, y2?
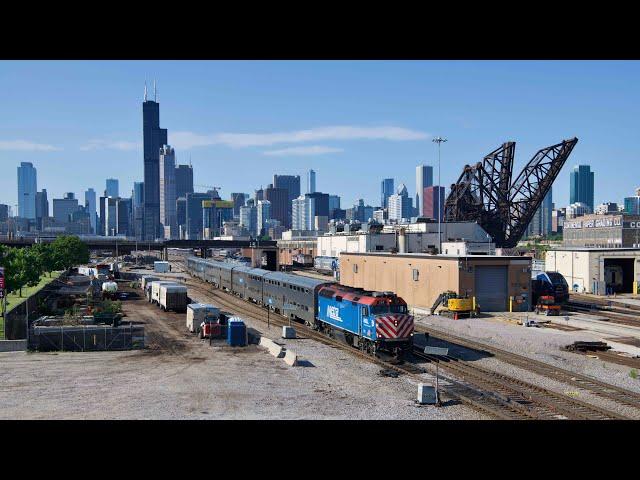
(186, 303, 221, 333)
(149, 281, 176, 304)
(159, 284, 188, 312)
(141, 275, 159, 291)
(154, 261, 170, 273)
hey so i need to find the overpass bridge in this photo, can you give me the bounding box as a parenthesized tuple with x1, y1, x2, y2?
(0, 237, 278, 267)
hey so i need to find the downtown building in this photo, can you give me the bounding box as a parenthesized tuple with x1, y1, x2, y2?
(159, 145, 177, 239)
(17, 162, 37, 220)
(423, 185, 445, 222)
(264, 185, 288, 229)
(273, 174, 300, 228)
(380, 178, 394, 209)
(388, 184, 413, 222)
(525, 189, 553, 238)
(570, 165, 595, 211)
(142, 85, 168, 240)
(415, 165, 433, 216)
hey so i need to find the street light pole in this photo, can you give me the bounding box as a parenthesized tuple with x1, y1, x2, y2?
(432, 136, 447, 253)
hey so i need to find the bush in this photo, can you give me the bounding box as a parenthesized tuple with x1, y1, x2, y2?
(630, 369, 638, 380)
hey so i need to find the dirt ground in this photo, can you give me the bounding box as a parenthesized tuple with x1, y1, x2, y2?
(0, 281, 485, 420)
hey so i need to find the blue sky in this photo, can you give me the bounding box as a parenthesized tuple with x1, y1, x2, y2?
(1, 60, 639, 211)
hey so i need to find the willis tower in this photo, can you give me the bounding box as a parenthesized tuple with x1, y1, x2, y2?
(143, 82, 167, 240)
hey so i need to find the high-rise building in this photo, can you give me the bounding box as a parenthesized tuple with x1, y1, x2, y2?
(105, 178, 119, 198)
(423, 185, 445, 222)
(176, 197, 187, 238)
(53, 193, 80, 223)
(623, 188, 640, 215)
(264, 185, 288, 229)
(566, 202, 592, 219)
(230, 193, 248, 218)
(102, 196, 118, 236)
(273, 174, 300, 228)
(256, 200, 271, 237)
(388, 184, 413, 222)
(159, 145, 177, 238)
(239, 204, 257, 237)
(0, 204, 9, 223)
(17, 162, 37, 219)
(569, 165, 594, 211)
(132, 182, 144, 240)
(84, 188, 97, 234)
(143, 83, 168, 240)
(175, 164, 194, 199)
(292, 195, 315, 231)
(415, 165, 433, 216)
(116, 198, 133, 237)
(35, 189, 49, 230)
(185, 192, 214, 240)
(526, 189, 552, 237)
(381, 178, 394, 209)
(307, 169, 316, 194)
(329, 195, 341, 219)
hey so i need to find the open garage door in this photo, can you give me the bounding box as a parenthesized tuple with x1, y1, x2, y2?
(475, 265, 508, 311)
(604, 258, 635, 293)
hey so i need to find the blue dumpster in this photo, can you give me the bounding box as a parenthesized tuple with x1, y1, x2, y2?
(227, 317, 247, 347)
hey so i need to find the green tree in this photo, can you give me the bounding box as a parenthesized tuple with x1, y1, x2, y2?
(5, 248, 41, 297)
(30, 243, 56, 277)
(50, 235, 90, 270)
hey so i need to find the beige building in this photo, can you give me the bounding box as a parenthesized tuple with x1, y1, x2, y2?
(340, 252, 531, 312)
(545, 248, 640, 294)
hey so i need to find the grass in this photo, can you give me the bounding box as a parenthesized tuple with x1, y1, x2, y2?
(1, 271, 63, 339)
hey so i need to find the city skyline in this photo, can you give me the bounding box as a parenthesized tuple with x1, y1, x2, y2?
(2, 61, 638, 210)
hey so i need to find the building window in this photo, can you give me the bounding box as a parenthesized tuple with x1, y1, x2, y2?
(353, 264, 358, 273)
(413, 269, 419, 281)
(376, 245, 384, 251)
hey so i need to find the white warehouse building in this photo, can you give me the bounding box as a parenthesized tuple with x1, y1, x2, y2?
(545, 248, 640, 294)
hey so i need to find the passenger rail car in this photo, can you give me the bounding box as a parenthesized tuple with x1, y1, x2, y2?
(185, 256, 413, 358)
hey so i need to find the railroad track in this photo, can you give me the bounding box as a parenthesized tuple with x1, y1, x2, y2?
(171, 260, 632, 419)
(564, 303, 640, 327)
(414, 324, 640, 413)
(414, 349, 625, 420)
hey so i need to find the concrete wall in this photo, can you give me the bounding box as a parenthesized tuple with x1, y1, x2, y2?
(0, 340, 27, 352)
(340, 253, 531, 311)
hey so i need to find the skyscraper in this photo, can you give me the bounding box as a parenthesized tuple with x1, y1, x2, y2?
(381, 178, 394, 209)
(307, 169, 316, 193)
(388, 184, 413, 222)
(239, 204, 257, 237)
(175, 164, 194, 199)
(105, 178, 119, 198)
(143, 83, 168, 240)
(415, 165, 433, 216)
(185, 192, 214, 240)
(273, 174, 300, 228)
(84, 188, 97, 234)
(292, 195, 315, 231)
(35, 189, 49, 230)
(256, 200, 271, 237)
(231, 193, 248, 217)
(569, 165, 594, 211)
(423, 186, 445, 222)
(624, 188, 640, 215)
(264, 185, 288, 229)
(159, 145, 177, 238)
(53, 193, 80, 223)
(527, 189, 553, 237)
(132, 182, 144, 240)
(17, 162, 37, 219)
(0, 204, 9, 223)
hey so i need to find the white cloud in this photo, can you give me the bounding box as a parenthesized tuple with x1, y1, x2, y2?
(171, 125, 429, 150)
(0, 140, 60, 151)
(263, 145, 344, 156)
(80, 139, 141, 151)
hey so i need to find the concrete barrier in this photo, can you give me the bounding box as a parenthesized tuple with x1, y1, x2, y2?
(284, 348, 298, 366)
(0, 340, 28, 352)
(258, 336, 284, 358)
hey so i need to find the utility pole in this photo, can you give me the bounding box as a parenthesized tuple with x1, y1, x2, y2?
(432, 136, 447, 253)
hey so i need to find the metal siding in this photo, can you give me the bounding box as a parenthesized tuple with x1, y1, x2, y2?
(475, 265, 508, 311)
(317, 296, 360, 336)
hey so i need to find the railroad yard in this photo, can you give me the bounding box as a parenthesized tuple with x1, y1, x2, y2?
(1, 253, 640, 420)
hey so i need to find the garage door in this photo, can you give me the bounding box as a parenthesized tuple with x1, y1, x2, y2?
(475, 266, 508, 312)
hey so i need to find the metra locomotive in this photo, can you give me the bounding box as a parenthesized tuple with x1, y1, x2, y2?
(186, 256, 414, 358)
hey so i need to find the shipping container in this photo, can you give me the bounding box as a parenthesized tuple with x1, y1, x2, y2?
(159, 284, 188, 312)
(141, 275, 160, 291)
(154, 261, 170, 273)
(186, 303, 221, 333)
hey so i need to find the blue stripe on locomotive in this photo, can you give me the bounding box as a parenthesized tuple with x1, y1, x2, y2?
(317, 296, 377, 341)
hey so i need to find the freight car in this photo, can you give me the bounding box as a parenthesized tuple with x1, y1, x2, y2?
(293, 253, 314, 267)
(185, 256, 414, 358)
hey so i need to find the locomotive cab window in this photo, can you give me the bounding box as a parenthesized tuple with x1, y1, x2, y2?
(361, 306, 369, 317)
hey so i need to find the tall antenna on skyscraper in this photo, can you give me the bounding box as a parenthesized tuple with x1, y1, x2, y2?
(144, 82, 148, 102)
